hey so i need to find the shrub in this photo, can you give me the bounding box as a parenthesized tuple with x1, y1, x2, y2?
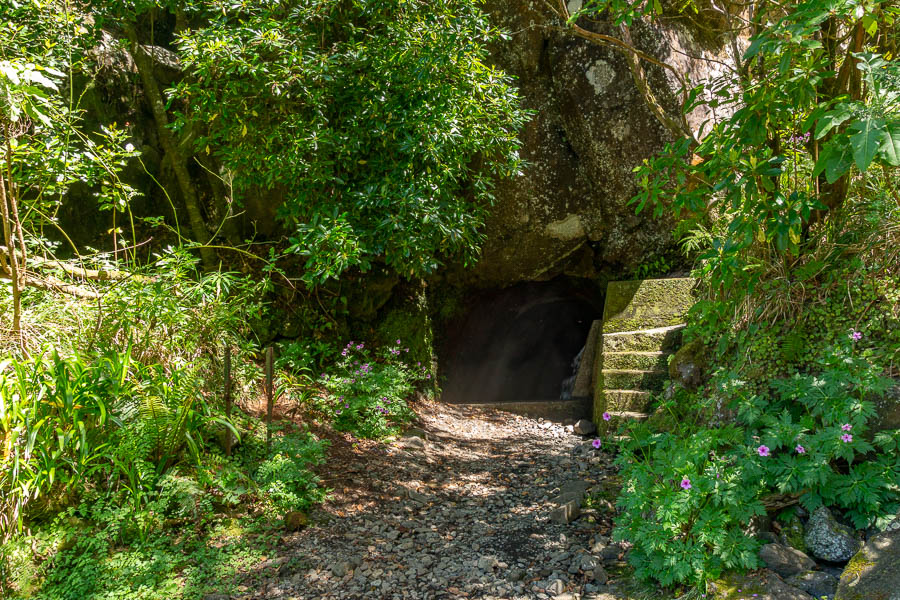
(315, 340, 424, 439)
(255, 433, 328, 516)
(614, 338, 900, 588)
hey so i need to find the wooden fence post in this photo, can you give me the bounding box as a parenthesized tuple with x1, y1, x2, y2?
(224, 344, 232, 457)
(265, 346, 274, 449)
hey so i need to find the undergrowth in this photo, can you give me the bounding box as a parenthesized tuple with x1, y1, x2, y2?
(610, 189, 900, 590)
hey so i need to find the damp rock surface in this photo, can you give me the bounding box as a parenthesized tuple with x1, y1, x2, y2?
(239, 400, 622, 599)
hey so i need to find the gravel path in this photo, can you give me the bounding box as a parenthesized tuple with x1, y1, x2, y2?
(236, 401, 628, 600)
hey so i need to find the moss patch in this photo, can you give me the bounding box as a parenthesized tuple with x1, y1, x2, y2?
(602, 278, 696, 334)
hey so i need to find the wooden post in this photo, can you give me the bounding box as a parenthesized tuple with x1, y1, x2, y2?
(224, 345, 232, 457)
(265, 346, 274, 448)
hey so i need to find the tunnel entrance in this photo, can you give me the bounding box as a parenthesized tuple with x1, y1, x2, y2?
(439, 278, 603, 410)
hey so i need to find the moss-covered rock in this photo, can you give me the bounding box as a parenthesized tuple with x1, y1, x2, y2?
(835, 528, 900, 600)
(668, 337, 708, 391)
(709, 571, 814, 600)
(373, 278, 436, 391)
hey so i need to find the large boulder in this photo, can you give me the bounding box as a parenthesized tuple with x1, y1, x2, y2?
(835, 526, 900, 600)
(469, 2, 733, 286)
(805, 507, 861, 563)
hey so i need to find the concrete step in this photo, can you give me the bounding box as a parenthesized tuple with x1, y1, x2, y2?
(601, 369, 667, 392)
(604, 411, 650, 430)
(603, 278, 696, 333)
(602, 324, 685, 353)
(453, 399, 591, 423)
(603, 351, 669, 371)
(603, 389, 653, 412)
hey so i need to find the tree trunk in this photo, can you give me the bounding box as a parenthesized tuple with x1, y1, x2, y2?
(123, 25, 216, 269)
(0, 129, 21, 337)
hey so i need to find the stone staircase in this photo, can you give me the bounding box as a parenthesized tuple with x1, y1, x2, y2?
(593, 279, 695, 431)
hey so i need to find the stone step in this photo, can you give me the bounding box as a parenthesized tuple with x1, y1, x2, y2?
(603, 351, 669, 371)
(601, 369, 668, 392)
(603, 278, 696, 333)
(601, 324, 685, 353)
(603, 411, 650, 430)
(603, 389, 653, 412)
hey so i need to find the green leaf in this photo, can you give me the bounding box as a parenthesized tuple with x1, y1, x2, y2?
(815, 105, 853, 139)
(848, 118, 885, 172)
(878, 122, 900, 166)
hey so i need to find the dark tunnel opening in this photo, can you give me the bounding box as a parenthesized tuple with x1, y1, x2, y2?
(438, 278, 604, 405)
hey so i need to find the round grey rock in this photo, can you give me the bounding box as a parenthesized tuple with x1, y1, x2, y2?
(805, 507, 860, 563)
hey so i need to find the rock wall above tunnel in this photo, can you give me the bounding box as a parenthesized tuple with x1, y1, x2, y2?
(468, 1, 731, 286)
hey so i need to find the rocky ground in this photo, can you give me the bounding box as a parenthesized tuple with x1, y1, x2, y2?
(224, 400, 632, 600)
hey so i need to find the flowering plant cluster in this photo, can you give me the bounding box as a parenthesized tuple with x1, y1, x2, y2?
(315, 340, 426, 438)
(613, 339, 900, 588)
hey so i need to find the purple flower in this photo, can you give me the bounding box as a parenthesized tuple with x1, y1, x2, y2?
(357, 343, 364, 350)
(341, 349, 348, 356)
(591, 439, 601, 449)
(680, 478, 692, 490)
(602, 412, 611, 422)
(795, 445, 806, 454)
(841, 433, 853, 443)
(841, 423, 852, 431)
(396, 339, 401, 344)
(851, 330, 862, 341)
(425, 374, 431, 379)
(757, 445, 770, 457)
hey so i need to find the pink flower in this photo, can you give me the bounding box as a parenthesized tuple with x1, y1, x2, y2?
(757, 445, 770, 457)
(602, 412, 611, 421)
(680, 478, 692, 490)
(850, 330, 862, 341)
(591, 439, 601, 449)
(841, 433, 853, 443)
(795, 445, 806, 454)
(841, 423, 852, 431)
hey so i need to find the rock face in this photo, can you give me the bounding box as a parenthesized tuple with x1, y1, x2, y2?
(471, 2, 731, 285)
(805, 507, 861, 563)
(872, 380, 900, 433)
(835, 527, 900, 600)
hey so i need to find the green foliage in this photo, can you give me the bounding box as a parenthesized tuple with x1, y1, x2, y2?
(615, 421, 764, 586)
(615, 337, 900, 588)
(13, 514, 285, 600)
(314, 340, 423, 439)
(255, 433, 327, 515)
(577, 0, 900, 310)
(0, 348, 133, 537)
(172, 0, 530, 283)
(632, 255, 672, 280)
(0, 1, 138, 240)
